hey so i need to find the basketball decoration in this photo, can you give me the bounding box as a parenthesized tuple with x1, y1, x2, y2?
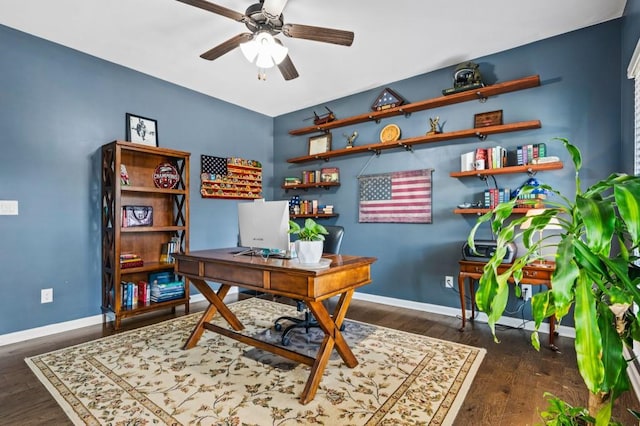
(153, 162, 179, 189)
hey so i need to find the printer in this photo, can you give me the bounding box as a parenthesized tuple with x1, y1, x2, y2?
(462, 239, 517, 263)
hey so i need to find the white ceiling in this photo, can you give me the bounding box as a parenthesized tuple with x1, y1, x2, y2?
(0, 0, 627, 117)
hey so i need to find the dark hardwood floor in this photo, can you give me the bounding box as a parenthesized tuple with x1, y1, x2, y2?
(1, 295, 638, 425)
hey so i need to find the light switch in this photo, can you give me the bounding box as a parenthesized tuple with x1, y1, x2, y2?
(0, 200, 19, 215)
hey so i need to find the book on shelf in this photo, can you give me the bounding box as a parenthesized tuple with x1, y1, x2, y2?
(159, 236, 180, 263)
(516, 143, 547, 165)
(120, 253, 143, 269)
(149, 270, 176, 284)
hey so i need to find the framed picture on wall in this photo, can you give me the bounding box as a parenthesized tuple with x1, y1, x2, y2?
(308, 133, 332, 155)
(126, 113, 158, 147)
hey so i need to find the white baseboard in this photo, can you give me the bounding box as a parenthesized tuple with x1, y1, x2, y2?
(352, 292, 576, 339)
(0, 293, 209, 347)
(1, 289, 574, 346)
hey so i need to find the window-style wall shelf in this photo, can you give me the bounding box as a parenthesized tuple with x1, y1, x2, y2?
(288, 75, 540, 136)
(287, 120, 541, 164)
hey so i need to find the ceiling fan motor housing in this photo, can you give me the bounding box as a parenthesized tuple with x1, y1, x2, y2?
(244, 2, 283, 34)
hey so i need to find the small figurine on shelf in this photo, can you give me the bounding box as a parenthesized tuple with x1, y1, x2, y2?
(343, 131, 358, 149)
(120, 164, 130, 185)
(426, 116, 441, 135)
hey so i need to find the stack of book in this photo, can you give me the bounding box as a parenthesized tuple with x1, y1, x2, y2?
(120, 253, 143, 269)
(320, 204, 334, 214)
(283, 177, 302, 186)
(150, 280, 185, 303)
(149, 270, 185, 303)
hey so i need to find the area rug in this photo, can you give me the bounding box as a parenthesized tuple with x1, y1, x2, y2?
(26, 297, 485, 425)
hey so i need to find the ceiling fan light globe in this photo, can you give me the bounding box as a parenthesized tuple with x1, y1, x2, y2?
(256, 51, 275, 68)
(270, 43, 288, 64)
(239, 40, 259, 63)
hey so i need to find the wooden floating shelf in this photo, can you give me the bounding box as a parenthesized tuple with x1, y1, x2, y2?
(282, 182, 340, 191)
(289, 75, 541, 136)
(449, 161, 563, 178)
(454, 208, 546, 215)
(287, 121, 541, 164)
(290, 213, 338, 219)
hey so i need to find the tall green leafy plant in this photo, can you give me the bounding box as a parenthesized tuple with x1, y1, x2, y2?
(468, 138, 640, 425)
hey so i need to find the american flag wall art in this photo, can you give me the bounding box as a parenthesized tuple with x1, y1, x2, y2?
(358, 169, 433, 223)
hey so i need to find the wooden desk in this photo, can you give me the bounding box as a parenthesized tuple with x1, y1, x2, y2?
(173, 248, 377, 404)
(458, 260, 557, 349)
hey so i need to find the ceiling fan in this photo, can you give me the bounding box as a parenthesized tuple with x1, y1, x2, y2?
(177, 0, 354, 80)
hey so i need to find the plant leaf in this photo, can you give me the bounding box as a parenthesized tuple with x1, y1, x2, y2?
(574, 269, 604, 394)
(614, 180, 640, 247)
(576, 195, 615, 256)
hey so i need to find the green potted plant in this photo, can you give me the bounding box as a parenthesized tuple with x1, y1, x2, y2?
(468, 138, 640, 425)
(289, 218, 329, 264)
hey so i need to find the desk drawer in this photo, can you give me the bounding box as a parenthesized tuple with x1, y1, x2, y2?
(204, 263, 264, 288)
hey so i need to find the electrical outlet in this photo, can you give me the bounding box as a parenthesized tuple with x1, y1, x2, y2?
(41, 288, 53, 304)
(521, 284, 532, 301)
(445, 276, 454, 288)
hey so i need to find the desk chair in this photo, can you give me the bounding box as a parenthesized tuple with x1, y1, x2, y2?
(274, 225, 344, 346)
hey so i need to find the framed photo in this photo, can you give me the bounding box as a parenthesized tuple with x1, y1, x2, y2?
(474, 110, 503, 128)
(308, 133, 332, 155)
(126, 113, 158, 146)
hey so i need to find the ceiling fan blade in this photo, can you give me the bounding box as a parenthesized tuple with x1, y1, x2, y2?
(262, 0, 289, 20)
(200, 33, 253, 60)
(176, 0, 245, 22)
(278, 55, 299, 81)
(282, 23, 354, 46)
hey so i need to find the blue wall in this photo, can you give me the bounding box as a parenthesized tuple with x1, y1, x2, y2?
(273, 21, 623, 314)
(622, 0, 640, 174)
(0, 25, 272, 335)
(1, 7, 638, 336)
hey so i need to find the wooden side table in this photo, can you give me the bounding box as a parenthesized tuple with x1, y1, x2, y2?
(458, 260, 558, 350)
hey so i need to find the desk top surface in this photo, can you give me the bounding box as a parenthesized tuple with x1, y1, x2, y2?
(175, 247, 377, 275)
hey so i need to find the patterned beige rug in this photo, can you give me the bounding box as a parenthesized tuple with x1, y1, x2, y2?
(26, 297, 485, 425)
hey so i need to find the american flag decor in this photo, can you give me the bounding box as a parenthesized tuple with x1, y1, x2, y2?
(201, 155, 228, 176)
(358, 169, 433, 223)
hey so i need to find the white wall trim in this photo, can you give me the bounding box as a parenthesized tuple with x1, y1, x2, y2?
(628, 38, 640, 79)
(0, 293, 207, 347)
(352, 292, 576, 339)
(1, 290, 574, 346)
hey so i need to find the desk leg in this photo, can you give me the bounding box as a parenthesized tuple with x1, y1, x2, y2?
(457, 274, 467, 332)
(183, 281, 239, 350)
(301, 291, 357, 404)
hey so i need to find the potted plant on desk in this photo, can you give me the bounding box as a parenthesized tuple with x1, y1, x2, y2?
(289, 218, 328, 264)
(468, 138, 640, 425)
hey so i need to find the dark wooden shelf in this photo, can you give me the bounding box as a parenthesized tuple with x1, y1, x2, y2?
(290, 213, 338, 219)
(121, 225, 186, 233)
(121, 186, 187, 195)
(449, 161, 563, 178)
(454, 208, 543, 215)
(288, 75, 540, 136)
(287, 121, 541, 164)
(282, 182, 340, 191)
